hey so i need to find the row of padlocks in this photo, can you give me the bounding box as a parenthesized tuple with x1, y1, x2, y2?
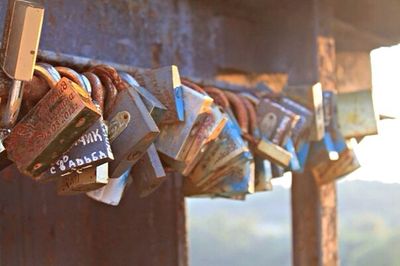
(0, 1, 375, 205)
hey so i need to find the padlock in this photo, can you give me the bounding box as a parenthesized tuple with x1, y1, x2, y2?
(1, 0, 44, 126)
(254, 158, 273, 191)
(284, 138, 301, 172)
(131, 65, 184, 124)
(119, 72, 167, 125)
(185, 148, 254, 197)
(119, 72, 167, 196)
(5, 63, 101, 177)
(282, 83, 325, 141)
(187, 116, 251, 189)
(279, 97, 314, 172)
(179, 104, 228, 176)
(130, 144, 166, 197)
(37, 68, 113, 182)
(162, 81, 227, 175)
(0, 1, 44, 171)
(2, 0, 44, 82)
(311, 144, 360, 186)
(56, 70, 112, 194)
(86, 167, 132, 206)
(95, 66, 159, 178)
(279, 97, 313, 147)
(257, 98, 299, 146)
(156, 85, 213, 165)
(57, 163, 109, 196)
(271, 164, 285, 178)
(240, 96, 273, 191)
(337, 90, 378, 139)
(83, 72, 105, 112)
(238, 98, 290, 168)
(56, 70, 111, 194)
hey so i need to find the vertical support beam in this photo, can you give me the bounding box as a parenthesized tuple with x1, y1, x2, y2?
(292, 1, 338, 266)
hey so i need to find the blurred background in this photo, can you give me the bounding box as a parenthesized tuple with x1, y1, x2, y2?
(187, 45, 400, 266)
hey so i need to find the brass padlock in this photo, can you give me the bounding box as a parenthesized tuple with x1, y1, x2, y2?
(119, 72, 167, 125)
(130, 144, 166, 197)
(156, 85, 213, 165)
(57, 163, 109, 196)
(86, 167, 132, 206)
(131, 65, 184, 124)
(98, 67, 159, 178)
(5, 64, 101, 177)
(282, 83, 325, 141)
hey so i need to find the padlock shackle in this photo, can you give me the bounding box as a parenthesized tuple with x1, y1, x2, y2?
(241, 97, 257, 137)
(203, 86, 230, 109)
(80, 74, 92, 96)
(224, 91, 248, 134)
(181, 78, 206, 95)
(89, 65, 127, 92)
(90, 70, 117, 118)
(119, 72, 140, 87)
(55, 66, 86, 90)
(83, 72, 105, 113)
(1, 79, 22, 128)
(34, 63, 61, 89)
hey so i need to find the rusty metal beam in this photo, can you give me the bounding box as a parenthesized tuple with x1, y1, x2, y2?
(292, 172, 338, 266)
(291, 1, 338, 265)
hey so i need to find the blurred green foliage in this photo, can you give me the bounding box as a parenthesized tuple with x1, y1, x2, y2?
(188, 181, 400, 266)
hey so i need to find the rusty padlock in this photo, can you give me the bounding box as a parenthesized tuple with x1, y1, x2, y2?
(56, 69, 114, 194)
(119, 72, 167, 125)
(185, 142, 254, 197)
(5, 63, 101, 177)
(91, 65, 159, 178)
(131, 65, 184, 124)
(187, 114, 251, 189)
(37, 67, 113, 182)
(240, 96, 273, 192)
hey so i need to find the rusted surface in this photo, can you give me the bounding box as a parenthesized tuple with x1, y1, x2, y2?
(0, 0, 397, 264)
(0, 166, 187, 266)
(292, 160, 338, 266)
(83, 72, 105, 112)
(5, 78, 101, 177)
